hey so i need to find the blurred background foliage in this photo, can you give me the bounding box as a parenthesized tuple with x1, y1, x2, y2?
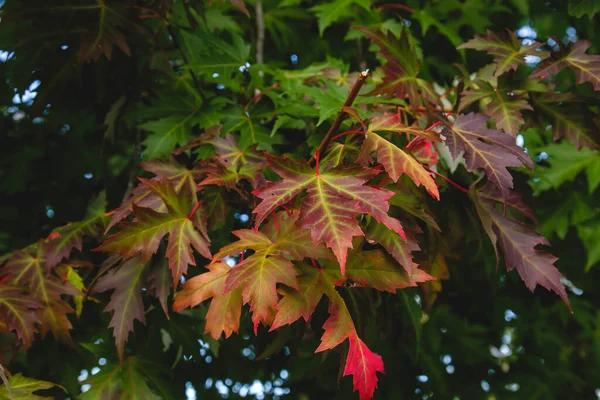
(0, 0, 599, 399)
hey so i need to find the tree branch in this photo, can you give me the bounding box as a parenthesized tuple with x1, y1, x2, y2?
(309, 69, 370, 165)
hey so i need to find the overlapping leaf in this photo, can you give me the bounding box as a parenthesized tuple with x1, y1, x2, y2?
(0, 373, 65, 399)
(216, 212, 329, 330)
(533, 94, 600, 150)
(253, 155, 404, 273)
(108, 159, 205, 231)
(79, 356, 167, 400)
(198, 133, 267, 189)
(93, 257, 147, 361)
(97, 178, 211, 286)
(310, 0, 371, 36)
(1, 244, 80, 343)
(271, 263, 383, 400)
(43, 192, 108, 268)
(458, 30, 547, 77)
(472, 184, 570, 309)
(173, 262, 243, 339)
(531, 40, 600, 91)
(356, 27, 440, 112)
(0, 284, 41, 348)
(357, 113, 440, 199)
(366, 220, 421, 274)
(460, 81, 532, 136)
(441, 113, 533, 198)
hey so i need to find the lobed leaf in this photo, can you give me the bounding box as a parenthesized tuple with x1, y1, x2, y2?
(253, 155, 404, 273)
(442, 113, 533, 199)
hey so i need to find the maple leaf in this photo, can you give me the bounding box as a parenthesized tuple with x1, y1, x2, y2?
(0, 284, 41, 348)
(107, 159, 205, 232)
(531, 40, 600, 91)
(568, 0, 600, 19)
(460, 81, 533, 136)
(213, 213, 323, 330)
(458, 30, 548, 77)
(43, 192, 108, 268)
(198, 133, 267, 189)
(344, 249, 434, 292)
(252, 155, 405, 273)
(173, 262, 243, 340)
(533, 94, 600, 150)
(93, 257, 147, 361)
(272, 265, 385, 399)
(0, 373, 65, 399)
(317, 288, 384, 400)
(531, 142, 600, 195)
(147, 259, 172, 317)
(270, 265, 326, 331)
(77, 4, 131, 63)
(441, 113, 533, 198)
(344, 335, 385, 400)
(80, 356, 165, 400)
(365, 221, 421, 274)
(310, 0, 371, 36)
(97, 178, 211, 286)
(1, 245, 81, 343)
(472, 185, 570, 309)
(357, 113, 440, 199)
(356, 27, 440, 112)
(388, 180, 441, 231)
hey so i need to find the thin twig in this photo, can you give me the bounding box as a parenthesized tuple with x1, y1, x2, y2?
(309, 70, 370, 164)
(255, 1, 265, 65)
(427, 167, 469, 194)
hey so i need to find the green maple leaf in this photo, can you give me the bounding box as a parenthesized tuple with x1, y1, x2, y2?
(222, 107, 281, 151)
(173, 261, 243, 340)
(460, 80, 532, 136)
(79, 356, 168, 400)
(97, 178, 211, 286)
(180, 29, 250, 77)
(458, 30, 548, 77)
(344, 248, 434, 292)
(92, 257, 147, 362)
(42, 192, 108, 268)
(531, 142, 600, 195)
(140, 115, 198, 160)
(568, 0, 600, 19)
(442, 113, 533, 199)
(310, 0, 371, 36)
(252, 155, 405, 273)
(472, 184, 570, 309)
(531, 40, 600, 91)
(0, 373, 65, 400)
(304, 80, 351, 126)
(0, 284, 41, 348)
(357, 112, 440, 199)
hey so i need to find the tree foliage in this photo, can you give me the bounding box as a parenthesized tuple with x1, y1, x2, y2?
(0, 0, 599, 399)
